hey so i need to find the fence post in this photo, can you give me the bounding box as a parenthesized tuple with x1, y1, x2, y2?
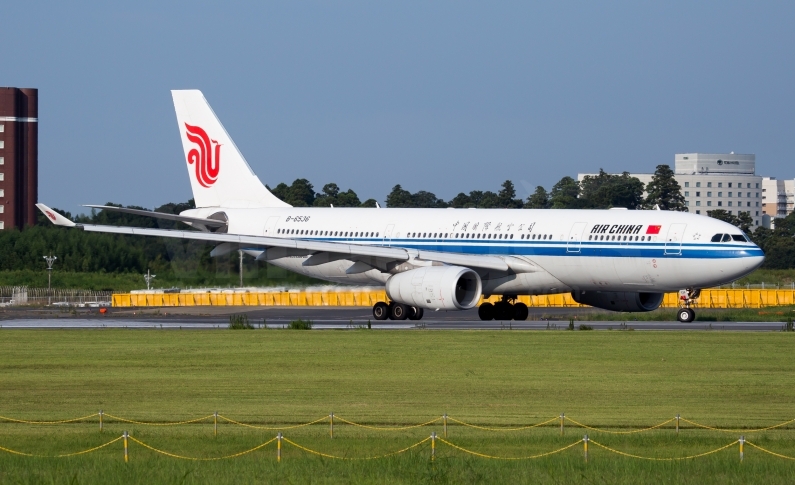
(123, 431, 129, 463)
(443, 413, 448, 438)
(99, 410, 103, 433)
(560, 413, 565, 436)
(739, 435, 745, 461)
(277, 432, 282, 462)
(676, 414, 680, 434)
(431, 432, 436, 461)
(214, 411, 218, 437)
(583, 434, 589, 462)
(330, 413, 334, 439)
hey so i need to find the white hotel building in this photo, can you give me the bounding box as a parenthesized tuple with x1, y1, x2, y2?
(579, 153, 764, 228)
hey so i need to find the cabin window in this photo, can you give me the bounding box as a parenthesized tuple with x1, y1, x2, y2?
(510, 234, 514, 239)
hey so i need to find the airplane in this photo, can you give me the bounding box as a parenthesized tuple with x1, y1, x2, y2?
(37, 90, 765, 323)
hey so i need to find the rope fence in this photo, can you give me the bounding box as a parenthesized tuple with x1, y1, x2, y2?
(2, 431, 795, 463)
(3, 412, 795, 435)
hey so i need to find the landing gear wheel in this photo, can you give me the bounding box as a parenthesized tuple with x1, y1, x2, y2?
(478, 303, 495, 321)
(513, 302, 529, 321)
(373, 302, 389, 321)
(493, 301, 514, 321)
(677, 308, 695, 323)
(408, 307, 424, 320)
(390, 303, 409, 320)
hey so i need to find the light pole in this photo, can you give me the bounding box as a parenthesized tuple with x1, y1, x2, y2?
(238, 250, 244, 287)
(144, 269, 156, 290)
(43, 255, 57, 305)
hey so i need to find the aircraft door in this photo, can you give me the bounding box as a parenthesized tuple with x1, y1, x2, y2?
(664, 223, 686, 255)
(383, 224, 395, 246)
(263, 216, 279, 236)
(567, 222, 587, 253)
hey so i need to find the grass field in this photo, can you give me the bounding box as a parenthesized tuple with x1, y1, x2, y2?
(1, 330, 794, 483)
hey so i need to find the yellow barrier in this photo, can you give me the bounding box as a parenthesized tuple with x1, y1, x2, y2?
(112, 288, 795, 309)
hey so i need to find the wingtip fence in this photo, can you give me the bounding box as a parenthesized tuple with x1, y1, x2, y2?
(2, 412, 795, 462)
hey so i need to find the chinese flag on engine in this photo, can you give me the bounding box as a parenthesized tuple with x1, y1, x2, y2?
(646, 225, 662, 235)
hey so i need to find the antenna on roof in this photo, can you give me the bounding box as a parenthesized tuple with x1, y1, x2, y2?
(376, 202, 381, 208)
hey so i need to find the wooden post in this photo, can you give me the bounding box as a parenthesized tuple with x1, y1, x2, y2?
(583, 434, 589, 462)
(443, 413, 448, 438)
(431, 432, 436, 461)
(560, 413, 565, 436)
(277, 433, 282, 462)
(123, 431, 129, 463)
(214, 411, 218, 437)
(739, 435, 745, 461)
(99, 410, 103, 433)
(330, 413, 334, 439)
(676, 414, 680, 434)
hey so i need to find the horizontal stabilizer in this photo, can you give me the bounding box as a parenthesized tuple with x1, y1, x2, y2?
(84, 205, 227, 230)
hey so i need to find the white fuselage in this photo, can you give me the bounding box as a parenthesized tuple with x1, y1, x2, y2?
(183, 206, 764, 296)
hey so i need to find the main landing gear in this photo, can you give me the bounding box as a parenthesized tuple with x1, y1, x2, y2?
(478, 296, 528, 321)
(676, 289, 701, 323)
(372, 302, 424, 321)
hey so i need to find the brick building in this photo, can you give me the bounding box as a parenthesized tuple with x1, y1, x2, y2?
(0, 87, 38, 230)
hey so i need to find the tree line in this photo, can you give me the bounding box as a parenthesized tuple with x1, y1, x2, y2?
(1, 163, 794, 287)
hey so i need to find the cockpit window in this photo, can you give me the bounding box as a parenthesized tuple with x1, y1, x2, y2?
(722, 234, 732, 242)
(711, 234, 723, 242)
(731, 234, 748, 242)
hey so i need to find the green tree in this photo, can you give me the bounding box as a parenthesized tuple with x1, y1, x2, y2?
(643, 164, 687, 211)
(385, 185, 414, 207)
(548, 176, 580, 209)
(313, 183, 362, 207)
(497, 180, 524, 208)
(707, 209, 753, 234)
(524, 186, 549, 209)
(579, 170, 645, 209)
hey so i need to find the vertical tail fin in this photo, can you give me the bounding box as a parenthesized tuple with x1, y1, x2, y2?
(171, 90, 290, 208)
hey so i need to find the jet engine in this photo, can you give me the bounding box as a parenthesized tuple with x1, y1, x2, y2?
(385, 266, 482, 310)
(571, 291, 664, 312)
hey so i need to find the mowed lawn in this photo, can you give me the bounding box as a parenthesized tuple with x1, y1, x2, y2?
(1, 329, 794, 425)
(1, 329, 795, 484)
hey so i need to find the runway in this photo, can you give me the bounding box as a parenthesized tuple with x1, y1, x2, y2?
(0, 307, 788, 331)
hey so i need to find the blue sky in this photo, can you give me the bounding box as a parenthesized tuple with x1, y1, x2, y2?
(3, 1, 793, 212)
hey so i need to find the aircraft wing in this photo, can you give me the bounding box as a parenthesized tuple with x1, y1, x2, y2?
(36, 204, 509, 272)
(83, 205, 227, 230)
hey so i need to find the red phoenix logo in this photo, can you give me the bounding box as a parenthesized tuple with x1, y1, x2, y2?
(45, 211, 56, 221)
(185, 123, 221, 188)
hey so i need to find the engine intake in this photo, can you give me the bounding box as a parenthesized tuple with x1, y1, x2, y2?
(571, 291, 664, 312)
(386, 266, 482, 310)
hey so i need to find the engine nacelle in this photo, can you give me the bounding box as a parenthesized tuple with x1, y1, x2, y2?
(386, 266, 482, 310)
(571, 291, 664, 312)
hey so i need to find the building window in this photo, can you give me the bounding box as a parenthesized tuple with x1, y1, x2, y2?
(717, 182, 722, 188)
(738, 193, 742, 198)
(696, 210, 701, 214)
(756, 202, 759, 207)
(756, 183, 759, 188)
(696, 192, 701, 197)
(0, 221, 4, 230)
(0, 156, 3, 165)
(747, 192, 751, 197)
(717, 192, 722, 197)
(728, 201, 732, 206)
(0, 173, 3, 181)
(0, 205, 3, 213)
(747, 202, 751, 207)
(696, 201, 701, 206)
(685, 201, 690, 206)
(756, 211, 759, 216)
(707, 201, 712, 206)
(0, 124, 4, 132)
(685, 182, 690, 187)
(0, 141, 4, 149)
(728, 192, 732, 197)
(707, 182, 712, 188)
(718, 201, 722, 206)
(756, 192, 759, 198)
(0, 189, 3, 197)
(684, 191, 689, 196)
(707, 191, 712, 197)
(696, 182, 701, 188)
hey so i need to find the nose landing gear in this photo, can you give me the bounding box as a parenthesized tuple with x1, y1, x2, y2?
(478, 296, 528, 321)
(676, 289, 700, 323)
